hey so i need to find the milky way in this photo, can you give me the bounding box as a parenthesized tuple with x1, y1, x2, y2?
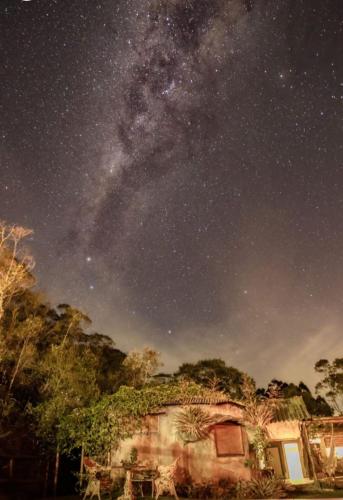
(86, 0, 250, 238)
(1, 0, 343, 387)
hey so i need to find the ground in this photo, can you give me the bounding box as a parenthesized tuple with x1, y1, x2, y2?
(41, 494, 343, 500)
(287, 492, 343, 499)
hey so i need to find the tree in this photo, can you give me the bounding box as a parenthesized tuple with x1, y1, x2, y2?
(0, 287, 127, 448)
(0, 291, 46, 432)
(175, 358, 246, 399)
(122, 347, 162, 388)
(81, 332, 126, 394)
(242, 376, 275, 470)
(315, 358, 343, 414)
(34, 342, 100, 447)
(0, 222, 35, 322)
(258, 378, 332, 417)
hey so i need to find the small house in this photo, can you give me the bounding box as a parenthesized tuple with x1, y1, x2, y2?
(110, 394, 252, 485)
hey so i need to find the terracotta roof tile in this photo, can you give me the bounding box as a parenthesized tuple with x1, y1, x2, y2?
(163, 396, 245, 407)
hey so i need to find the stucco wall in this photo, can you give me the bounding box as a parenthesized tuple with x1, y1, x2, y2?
(110, 402, 251, 484)
(267, 420, 301, 441)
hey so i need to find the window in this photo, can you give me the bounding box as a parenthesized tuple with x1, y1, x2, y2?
(324, 436, 343, 447)
(142, 415, 159, 434)
(214, 423, 244, 457)
(324, 435, 343, 457)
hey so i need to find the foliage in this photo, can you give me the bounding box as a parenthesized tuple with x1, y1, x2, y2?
(110, 477, 125, 498)
(315, 358, 343, 414)
(0, 315, 43, 399)
(176, 478, 234, 499)
(175, 358, 246, 399)
(0, 222, 35, 322)
(121, 446, 138, 468)
(235, 476, 286, 499)
(258, 379, 332, 416)
(174, 406, 220, 443)
(59, 380, 222, 455)
(32, 342, 100, 449)
(242, 376, 274, 429)
(242, 376, 274, 469)
(0, 296, 47, 433)
(303, 392, 333, 417)
(0, 283, 128, 434)
(121, 347, 162, 388)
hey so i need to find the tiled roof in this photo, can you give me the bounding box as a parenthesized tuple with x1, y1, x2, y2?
(164, 396, 245, 407)
(271, 396, 310, 422)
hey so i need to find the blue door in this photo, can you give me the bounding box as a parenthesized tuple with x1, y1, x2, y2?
(283, 442, 304, 481)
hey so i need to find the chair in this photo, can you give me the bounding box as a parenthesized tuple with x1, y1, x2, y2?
(83, 472, 101, 500)
(83, 457, 111, 500)
(154, 457, 180, 500)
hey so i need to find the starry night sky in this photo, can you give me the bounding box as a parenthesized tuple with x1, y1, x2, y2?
(1, 0, 343, 386)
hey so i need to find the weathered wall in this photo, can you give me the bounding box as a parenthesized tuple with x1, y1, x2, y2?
(110, 402, 251, 484)
(267, 421, 301, 441)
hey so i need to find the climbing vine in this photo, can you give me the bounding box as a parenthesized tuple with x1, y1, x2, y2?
(58, 381, 223, 455)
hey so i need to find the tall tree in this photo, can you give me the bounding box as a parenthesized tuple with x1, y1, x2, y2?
(242, 375, 274, 470)
(258, 378, 332, 416)
(315, 358, 343, 414)
(0, 222, 35, 322)
(175, 358, 246, 399)
(122, 347, 162, 388)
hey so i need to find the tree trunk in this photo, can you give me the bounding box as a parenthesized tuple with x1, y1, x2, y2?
(7, 338, 28, 397)
(43, 459, 50, 498)
(53, 448, 60, 497)
(256, 442, 266, 470)
(80, 444, 85, 488)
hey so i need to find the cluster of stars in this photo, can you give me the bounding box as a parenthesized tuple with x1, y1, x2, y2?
(1, 0, 343, 382)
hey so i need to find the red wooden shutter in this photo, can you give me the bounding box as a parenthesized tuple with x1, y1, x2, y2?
(215, 423, 244, 456)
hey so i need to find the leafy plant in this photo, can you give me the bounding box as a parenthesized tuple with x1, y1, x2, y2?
(59, 380, 223, 455)
(176, 479, 234, 499)
(235, 477, 286, 499)
(121, 447, 138, 468)
(174, 406, 219, 443)
(242, 375, 275, 469)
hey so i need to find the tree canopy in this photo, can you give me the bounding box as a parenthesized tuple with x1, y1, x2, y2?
(315, 358, 343, 414)
(175, 358, 246, 399)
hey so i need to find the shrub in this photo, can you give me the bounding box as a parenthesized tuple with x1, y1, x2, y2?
(176, 479, 234, 499)
(110, 476, 125, 498)
(235, 476, 286, 499)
